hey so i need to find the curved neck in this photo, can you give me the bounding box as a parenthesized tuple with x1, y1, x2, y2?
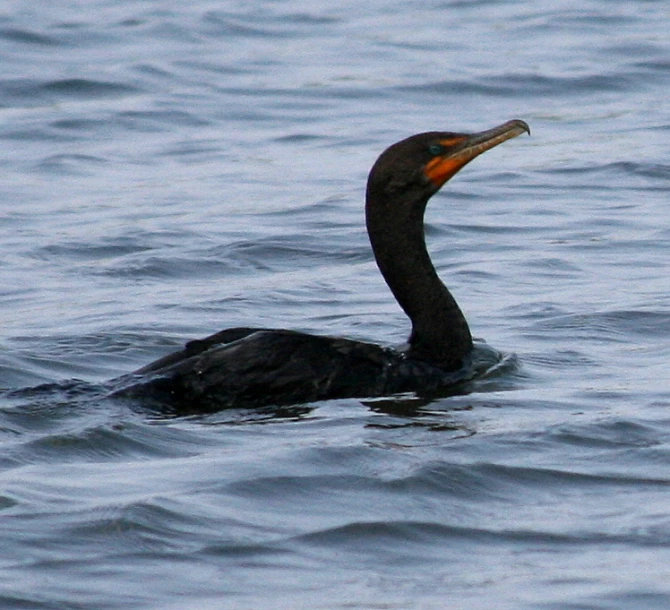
(366, 193, 473, 371)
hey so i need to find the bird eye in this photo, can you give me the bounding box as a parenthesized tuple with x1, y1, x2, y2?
(428, 143, 444, 156)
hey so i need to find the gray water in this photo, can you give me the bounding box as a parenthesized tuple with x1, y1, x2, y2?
(2, 1, 670, 608)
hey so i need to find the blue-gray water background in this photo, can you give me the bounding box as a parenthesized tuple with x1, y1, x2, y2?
(2, 1, 670, 608)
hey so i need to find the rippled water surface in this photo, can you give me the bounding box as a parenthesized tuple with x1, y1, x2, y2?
(2, 1, 670, 608)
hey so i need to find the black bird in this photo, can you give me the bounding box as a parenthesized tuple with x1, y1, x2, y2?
(112, 120, 529, 412)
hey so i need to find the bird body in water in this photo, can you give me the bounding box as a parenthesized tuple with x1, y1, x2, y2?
(112, 119, 529, 413)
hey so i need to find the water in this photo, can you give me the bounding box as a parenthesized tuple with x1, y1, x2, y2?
(2, 0, 670, 608)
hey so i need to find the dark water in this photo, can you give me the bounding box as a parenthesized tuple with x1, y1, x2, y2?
(2, 1, 670, 608)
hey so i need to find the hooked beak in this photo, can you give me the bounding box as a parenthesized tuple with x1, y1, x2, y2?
(424, 119, 530, 188)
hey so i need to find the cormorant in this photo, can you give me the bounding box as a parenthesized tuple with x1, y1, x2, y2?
(111, 119, 529, 412)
